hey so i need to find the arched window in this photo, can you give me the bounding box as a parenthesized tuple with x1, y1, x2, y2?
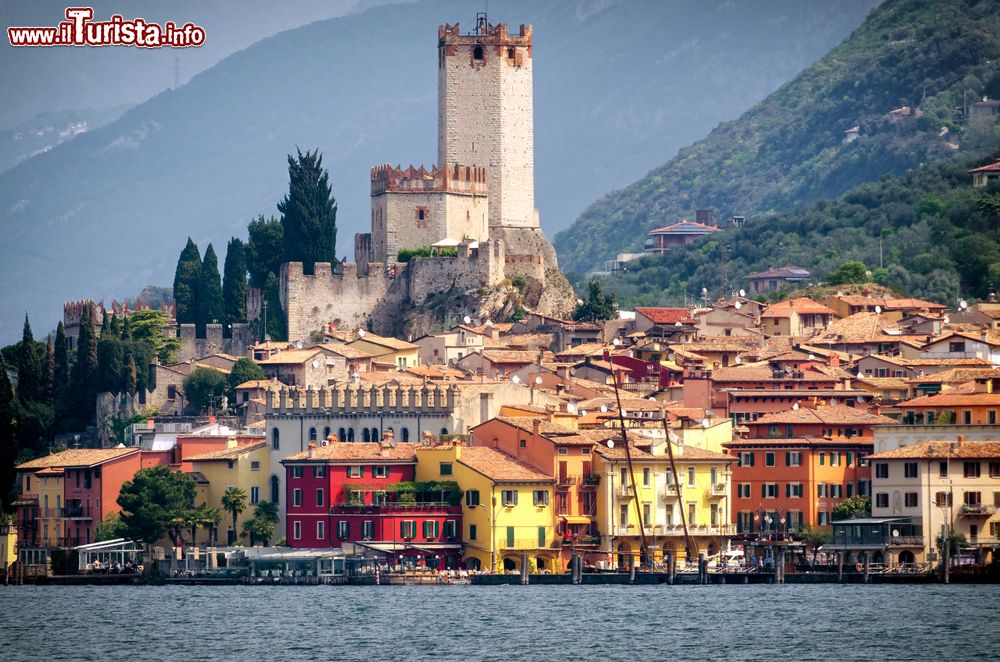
(347, 428, 355, 442)
(270, 475, 280, 504)
(473, 46, 484, 60)
(323, 426, 331, 442)
(309, 427, 317, 442)
(363, 428, 371, 442)
(271, 428, 280, 450)
(371, 428, 380, 442)
(507, 47, 514, 59)
(441, 427, 449, 436)
(339, 428, 346, 443)
(401, 427, 410, 442)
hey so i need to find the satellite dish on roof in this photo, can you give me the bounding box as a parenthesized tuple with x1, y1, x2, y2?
(512, 375, 521, 384)
(534, 376, 543, 385)
(600, 405, 609, 413)
(857, 396, 865, 404)
(463, 315, 472, 324)
(943, 316, 950, 324)
(311, 360, 320, 369)
(567, 403, 576, 413)
(734, 302, 742, 310)
(576, 298, 584, 305)
(808, 354, 815, 361)
(621, 409, 628, 417)
(580, 409, 587, 416)
(959, 300, 968, 310)
(735, 356, 742, 365)
(264, 334, 272, 342)
(358, 329, 366, 337)
(792, 403, 800, 410)
(675, 321, 682, 327)
(739, 289, 746, 298)
(486, 319, 493, 327)
(612, 338, 622, 347)
(701, 418, 711, 428)
(874, 305, 882, 314)
(606, 439, 615, 449)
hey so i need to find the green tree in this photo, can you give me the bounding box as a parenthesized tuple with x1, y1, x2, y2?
(226, 357, 266, 401)
(41, 336, 55, 405)
(69, 303, 99, 425)
(125, 356, 138, 397)
(96, 336, 126, 393)
(221, 487, 248, 544)
(95, 512, 128, 542)
(202, 507, 224, 546)
(246, 215, 284, 289)
(129, 309, 180, 364)
(53, 322, 70, 414)
(198, 243, 225, 335)
(261, 272, 287, 341)
(109, 313, 121, 338)
(573, 280, 619, 322)
(799, 525, 832, 566)
(223, 237, 248, 328)
(832, 495, 871, 521)
(279, 148, 338, 274)
(242, 501, 278, 546)
(173, 238, 202, 325)
(16, 314, 43, 404)
(116, 466, 196, 544)
(826, 261, 869, 286)
(182, 367, 227, 414)
(0, 366, 17, 509)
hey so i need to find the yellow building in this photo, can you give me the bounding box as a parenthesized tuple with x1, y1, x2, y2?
(34, 467, 65, 547)
(416, 444, 556, 572)
(592, 434, 734, 567)
(347, 333, 421, 369)
(187, 439, 270, 545)
(1, 520, 16, 580)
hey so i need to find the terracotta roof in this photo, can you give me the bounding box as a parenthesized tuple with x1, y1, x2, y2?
(907, 368, 1000, 385)
(869, 440, 1000, 460)
(724, 437, 870, 448)
(186, 441, 268, 462)
(17, 447, 139, 470)
(969, 160, 1000, 174)
(761, 298, 837, 318)
(405, 365, 466, 379)
(634, 308, 695, 324)
(898, 393, 1000, 408)
(236, 379, 282, 390)
(855, 377, 910, 390)
(316, 343, 376, 359)
(256, 348, 324, 365)
(751, 404, 897, 426)
(487, 417, 577, 437)
(747, 266, 811, 280)
(555, 343, 609, 358)
(458, 446, 553, 482)
(282, 442, 420, 463)
(712, 362, 840, 383)
(479, 349, 542, 365)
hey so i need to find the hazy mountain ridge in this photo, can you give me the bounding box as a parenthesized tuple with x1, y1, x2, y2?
(0, 0, 880, 341)
(554, 0, 1000, 276)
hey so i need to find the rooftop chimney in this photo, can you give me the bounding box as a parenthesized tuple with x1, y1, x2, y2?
(307, 441, 317, 459)
(532, 419, 541, 437)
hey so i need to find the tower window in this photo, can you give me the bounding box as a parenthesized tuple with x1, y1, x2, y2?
(507, 47, 514, 59)
(473, 46, 484, 60)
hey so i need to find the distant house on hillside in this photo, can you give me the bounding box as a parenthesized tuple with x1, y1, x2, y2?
(888, 106, 921, 123)
(644, 221, 719, 255)
(970, 159, 1000, 188)
(843, 126, 860, 144)
(969, 98, 1000, 121)
(746, 266, 812, 294)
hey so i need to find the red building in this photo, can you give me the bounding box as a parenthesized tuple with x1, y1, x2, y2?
(281, 440, 463, 568)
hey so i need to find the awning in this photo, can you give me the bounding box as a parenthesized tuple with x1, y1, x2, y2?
(562, 516, 592, 525)
(353, 541, 464, 554)
(431, 238, 461, 247)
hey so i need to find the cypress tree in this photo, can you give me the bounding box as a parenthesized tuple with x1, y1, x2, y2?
(42, 336, 55, 405)
(278, 148, 337, 274)
(16, 314, 43, 404)
(100, 309, 111, 337)
(126, 356, 137, 397)
(110, 313, 121, 338)
(223, 237, 248, 327)
(246, 215, 284, 289)
(122, 314, 132, 341)
(53, 322, 70, 412)
(198, 243, 225, 335)
(262, 272, 287, 342)
(173, 238, 202, 325)
(70, 304, 99, 424)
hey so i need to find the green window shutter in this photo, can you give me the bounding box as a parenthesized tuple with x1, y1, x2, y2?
(538, 526, 545, 548)
(749, 453, 755, 467)
(785, 452, 790, 466)
(507, 526, 515, 547)
(761, 484, 766, 498)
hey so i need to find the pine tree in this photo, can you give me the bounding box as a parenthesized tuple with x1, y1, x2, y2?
(278, 148, 337, 274)
(223, 237, 248, 328)
(173, 238, 202, 325)
(262, 272, 287, 341)
(198, 243, 225, 335)
(70, 304, 99, 425)
(53, 322, 70, 412)
(16, 314, 43, 404)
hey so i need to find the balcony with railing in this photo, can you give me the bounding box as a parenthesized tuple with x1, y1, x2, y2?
(581, 474, 600, 489)
(617, 484, 635, 498)
(556, 475, 575, 488)
(708, 483, 727, 497)
(888, 535, 924, 546)
(63, 505, 92, 519)
(660, 484, 680, 500)
(959, 504, 996, 518)
(331, 501, 461, 514)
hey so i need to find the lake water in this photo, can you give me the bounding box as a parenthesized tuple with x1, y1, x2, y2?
(1, 584, 997, 661)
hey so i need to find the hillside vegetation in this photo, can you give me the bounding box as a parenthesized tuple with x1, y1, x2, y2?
(596, 152, 1000, 309)
(555, 0, 1000, 276)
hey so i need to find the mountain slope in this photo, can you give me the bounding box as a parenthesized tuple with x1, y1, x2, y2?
(596, 150, 1000, 308)
(0, 0, 879, 341)
(555, 0, 1000, 276)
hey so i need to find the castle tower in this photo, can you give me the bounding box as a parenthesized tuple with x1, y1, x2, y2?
(438, 19, 536, 233)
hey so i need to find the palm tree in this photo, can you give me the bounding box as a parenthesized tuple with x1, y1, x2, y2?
(242, 501, 279, 547)
(221, 487, 247, 544)
(800, 525, 831, 567)
(203, 507, 224, 546)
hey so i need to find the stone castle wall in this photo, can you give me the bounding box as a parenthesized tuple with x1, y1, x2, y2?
(281, 261, 392, 341)
(372, 187, 488, 265)
(176, 323, 252, 361)
(438, 23, 535, 231)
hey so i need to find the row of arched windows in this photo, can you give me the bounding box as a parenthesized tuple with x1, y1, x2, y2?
(272, 425, 451, 449)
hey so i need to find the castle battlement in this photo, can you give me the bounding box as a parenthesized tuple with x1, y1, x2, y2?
(267, 383, 457, 416)
(370, 163, 487, 196)
(438, 22, 532, 48)
(283, 261, 390, 281)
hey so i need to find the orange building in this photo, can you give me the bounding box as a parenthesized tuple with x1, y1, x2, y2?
(724, 404, 897, 535)
(469, 417, 604, 567)
(897, 392, 1000, 426)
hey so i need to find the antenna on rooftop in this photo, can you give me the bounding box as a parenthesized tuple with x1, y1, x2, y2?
(475, 10, 488, 35)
